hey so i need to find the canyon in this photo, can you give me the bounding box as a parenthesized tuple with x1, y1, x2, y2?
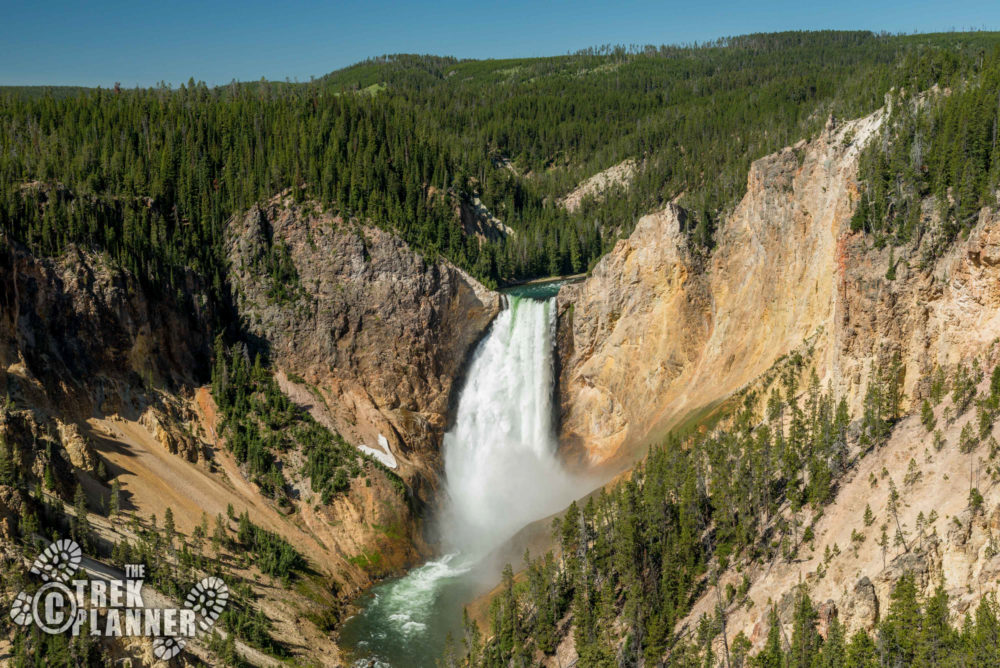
(0, 196, 502, 665)
(550, 105, 1000, 659)
(4, 100, 1000, 665)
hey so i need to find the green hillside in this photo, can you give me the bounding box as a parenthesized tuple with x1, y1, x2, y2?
(2, 31, 999, 303)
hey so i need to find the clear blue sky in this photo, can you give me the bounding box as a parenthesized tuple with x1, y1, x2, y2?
(3, 0, 999, 88)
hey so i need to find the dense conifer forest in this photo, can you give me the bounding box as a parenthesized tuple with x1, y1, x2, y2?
(210, 338, 404, 505)
(851, 43, 1000, 258)
(4, 30, 1000, 310)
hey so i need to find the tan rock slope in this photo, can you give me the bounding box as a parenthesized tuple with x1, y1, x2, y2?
(681, 347, 1000, 653)
(557, 111, 885, 463)
(557, 105, 1000, 651)
(559, 158, 637, 213)
(690, 202, 1000, 654)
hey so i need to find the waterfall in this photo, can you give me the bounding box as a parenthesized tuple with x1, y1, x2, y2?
(441, 295, 578, 553)
(341, 293, 583, 667)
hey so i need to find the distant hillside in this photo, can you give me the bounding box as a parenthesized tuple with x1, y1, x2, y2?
(5, 31, 1000, 302)
(0, 85, 92, 98)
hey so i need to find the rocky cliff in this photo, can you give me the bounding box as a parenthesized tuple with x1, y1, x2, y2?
(556, 107, 1000, 653)
(557, 111, 886, 464)
(0, 235, 213, 418)
(226, 193, 501, 498)
(682, 201, 1000, 655)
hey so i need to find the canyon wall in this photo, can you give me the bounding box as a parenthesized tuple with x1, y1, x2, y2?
(557, 107, 1000, 652)
(0, 236, 213, 418)
(0, 202, 502, 665)
(226, 194, 501, 496)
(557, 111, 885, 464)
(0, 194, 501, 559)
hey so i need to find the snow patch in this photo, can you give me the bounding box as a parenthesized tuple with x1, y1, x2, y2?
(359, 433, 397, 469)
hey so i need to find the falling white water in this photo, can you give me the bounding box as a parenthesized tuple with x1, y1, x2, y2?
(342, 293, 583, 667)
(441, 294, 579, 553)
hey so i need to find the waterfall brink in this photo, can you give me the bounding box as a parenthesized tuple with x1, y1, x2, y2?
(342, 294, 583, 667)
(442, 294, 578, 554)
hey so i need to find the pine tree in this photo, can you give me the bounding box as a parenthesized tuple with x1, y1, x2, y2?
(917, 584, 956, 664)
(878, 573, 922, 666)
(921, 398, 937, 432)
(817, 616, 846, 667)
(0, 435, 15, 486)
(966, 595, 1000, 665)
(991, 365, 1000, 406)
(109, 479, 121, 518)
(788, 587, 822, 668)
(887, 479, 907, 553)
(212, 513, 228, 552)
(163, 506, 176, 549)
(756, 606, 784, 668)
(731, 631, 752, 668)
(877, 525, 889, 569)
(462, 608, 483, 666)
(845, 629, 879, 667)
(72, 484, 90, 546)
(930, 366, 948, 405)
(883, 352, 904, 424)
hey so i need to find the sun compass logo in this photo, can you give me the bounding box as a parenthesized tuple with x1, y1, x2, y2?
(8, 538, 229, 660)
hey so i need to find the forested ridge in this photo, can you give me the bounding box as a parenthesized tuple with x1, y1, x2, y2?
(3, 30, 1000, 315)
(454, 354, 1000, 667)
(852, 42, 1000, 260)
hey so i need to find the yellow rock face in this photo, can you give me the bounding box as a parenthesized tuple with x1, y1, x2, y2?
(558, 110, 887, 465)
